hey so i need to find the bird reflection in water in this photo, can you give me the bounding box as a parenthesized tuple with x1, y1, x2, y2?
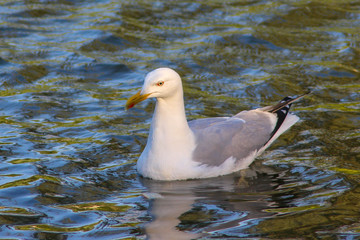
(140, 163, 281, 239)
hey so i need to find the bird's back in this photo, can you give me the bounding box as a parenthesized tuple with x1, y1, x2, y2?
(189, 110, 276, 167)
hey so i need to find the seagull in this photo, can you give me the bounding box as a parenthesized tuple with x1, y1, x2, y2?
(126, 68, 308, 181)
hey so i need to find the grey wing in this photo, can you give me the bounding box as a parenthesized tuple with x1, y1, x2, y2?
(188, 117, 229, 130)
(191, 110, 275, 166)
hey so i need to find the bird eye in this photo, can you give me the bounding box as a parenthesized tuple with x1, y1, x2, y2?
(156, 81, 164, 86)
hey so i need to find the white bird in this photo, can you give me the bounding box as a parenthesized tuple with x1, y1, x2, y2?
(126, 68, 307, 181)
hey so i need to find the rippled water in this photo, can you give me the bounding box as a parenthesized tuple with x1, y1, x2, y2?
(0, 0, 359, 239)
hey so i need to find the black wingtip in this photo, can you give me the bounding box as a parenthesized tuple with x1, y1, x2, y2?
(264, 91, 310, 144)
(267, 91, 311, 113)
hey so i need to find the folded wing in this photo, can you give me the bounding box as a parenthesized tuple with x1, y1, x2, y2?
(189, 94, 309, 167)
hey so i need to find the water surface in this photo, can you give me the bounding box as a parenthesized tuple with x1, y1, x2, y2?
(0, 0, 359, 239)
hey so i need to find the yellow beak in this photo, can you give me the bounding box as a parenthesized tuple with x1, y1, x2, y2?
(125, 90, 151, 110)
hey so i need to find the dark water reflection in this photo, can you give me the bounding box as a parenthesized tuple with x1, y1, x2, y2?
(0, 0, 359, 239)
(141, 162, 349, 239)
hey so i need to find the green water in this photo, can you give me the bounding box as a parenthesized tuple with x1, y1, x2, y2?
(0, 0, 359, 239)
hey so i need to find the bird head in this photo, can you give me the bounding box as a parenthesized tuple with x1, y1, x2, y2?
(125, 68, 182, 110)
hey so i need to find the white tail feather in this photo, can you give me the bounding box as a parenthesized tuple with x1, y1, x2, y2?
(257, 113, 299, 156)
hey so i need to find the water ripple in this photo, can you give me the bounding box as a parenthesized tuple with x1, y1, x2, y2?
(0, 0, 359, 239)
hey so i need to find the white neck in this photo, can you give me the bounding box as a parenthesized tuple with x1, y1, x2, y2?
(137, 85, 196, 180)
(150, 88, 191, 143)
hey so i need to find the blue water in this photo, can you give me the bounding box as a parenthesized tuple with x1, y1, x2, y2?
(0, 0, 359, 239)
